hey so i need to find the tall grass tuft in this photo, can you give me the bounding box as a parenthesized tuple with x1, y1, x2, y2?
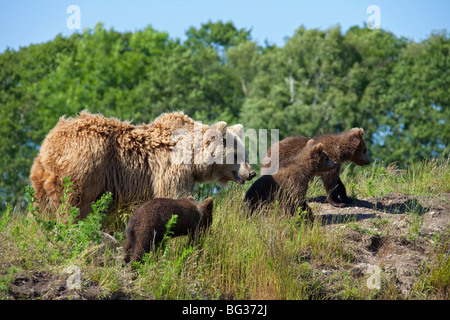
(339, 153, 449, 199)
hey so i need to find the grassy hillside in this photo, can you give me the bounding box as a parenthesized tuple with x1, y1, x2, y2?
(0, 156, 449, 300)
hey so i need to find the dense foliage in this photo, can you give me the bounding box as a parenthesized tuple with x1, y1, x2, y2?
(0, 21, 448, 207)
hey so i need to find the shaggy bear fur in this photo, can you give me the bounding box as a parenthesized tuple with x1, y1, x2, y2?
(30, 111, 254, 219)
(245, 141, 336, 221)
(260, 128, 370, 207)
(123, 196, 213, 263)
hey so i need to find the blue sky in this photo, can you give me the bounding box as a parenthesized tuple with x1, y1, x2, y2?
(1, 0, 449, 52)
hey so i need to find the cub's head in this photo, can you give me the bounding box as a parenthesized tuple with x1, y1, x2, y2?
(201, 197, 214, 227)
(203, 121, 256, 186)
(305, 140, 336, 173)
(183, 196, 213, 229)
(347, 128, 370, 166)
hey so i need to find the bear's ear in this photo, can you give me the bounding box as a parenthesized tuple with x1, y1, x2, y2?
(212, 121, 228, 135)
(312, 143, 324, 154)
(350, 128, 364, 138)
(228, 124, 244, 137)
(205, 122, 227, 146)
(203, 197, 214, 213)
(187, 196, 196, 202)
(306, 139, 315, 146)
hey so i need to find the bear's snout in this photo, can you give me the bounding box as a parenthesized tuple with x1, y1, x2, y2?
(358, 154, 370, 166)
(249, 171, 256, 180)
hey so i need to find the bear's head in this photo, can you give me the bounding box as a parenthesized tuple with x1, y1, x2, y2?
(188, 196, 213, 229)
(347, 128, 370, 166)
(203, 121, 256, 186)
(305, 140, 337, 173)
(200, 197, 214, 227)
(170, 119, 256, 186)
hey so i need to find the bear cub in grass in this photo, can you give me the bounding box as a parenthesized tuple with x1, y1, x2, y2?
(245, 140, 336, 221)
(124, 197, 213, 263)
(261, 128, 370, 207)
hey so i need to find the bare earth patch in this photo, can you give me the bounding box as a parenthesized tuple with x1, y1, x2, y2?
(312, 193, 450, 297)
(7, 271, 130, 300)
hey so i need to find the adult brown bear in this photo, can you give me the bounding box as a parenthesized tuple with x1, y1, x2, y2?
(30, 111, 255, 219)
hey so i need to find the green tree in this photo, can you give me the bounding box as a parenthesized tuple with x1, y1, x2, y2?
(0, 34, 80, 206)
(185, 20, 251, 52)
(379, 31, 450, 163)
(241, 26, 410, 162)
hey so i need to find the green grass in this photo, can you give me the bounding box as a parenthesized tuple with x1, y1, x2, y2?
(338, 154, 450, 198)
(0, 155, 449, 300)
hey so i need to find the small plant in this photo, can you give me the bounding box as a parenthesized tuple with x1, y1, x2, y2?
(69, 189, 112, 253)
(405, 198, 425, 242)
(25, 185, 55, 237)
(407, 212, 424, 242)
(57, 177, 80, 223)
(348, 181, 358, 200)
(132, 214, 179, 270)
(0, 203, 13, 232)
(158, 214, 179, 253)
(26, 178, 112, 258)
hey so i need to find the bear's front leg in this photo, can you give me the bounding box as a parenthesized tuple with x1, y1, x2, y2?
(335, 178, 353, 204)
(321, 170, 347, 207)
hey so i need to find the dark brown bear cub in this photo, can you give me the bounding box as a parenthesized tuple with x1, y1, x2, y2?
(261, 128, 370, 207)
(245, 140, 336, 221)
(124, 197, 213, 263)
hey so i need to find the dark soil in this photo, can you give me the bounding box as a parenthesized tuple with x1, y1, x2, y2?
(7, 270, 130, 300)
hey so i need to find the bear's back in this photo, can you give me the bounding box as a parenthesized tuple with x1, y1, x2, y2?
(244, 175, 280, 210)
(261, 136, 310, 175)
(130, 198, 202, 235)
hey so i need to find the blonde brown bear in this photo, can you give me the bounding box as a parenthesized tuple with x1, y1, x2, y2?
(30, 111, 255, 219)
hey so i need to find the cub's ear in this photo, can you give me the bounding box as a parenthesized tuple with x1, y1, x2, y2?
(350, 128, 364, 138)
(312, 143, 324, 154)
(212, 121, 228, 135)
(228, 124, 244, 137)
(187, 196, 196, 201)
(203, 197, 214, 213)
(306, 139, 315, 146)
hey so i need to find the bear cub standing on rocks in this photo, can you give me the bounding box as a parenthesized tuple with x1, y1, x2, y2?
(244, 140, 336, 221)
(261, 128, 370, 207)
(124, 197, 213, 263)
